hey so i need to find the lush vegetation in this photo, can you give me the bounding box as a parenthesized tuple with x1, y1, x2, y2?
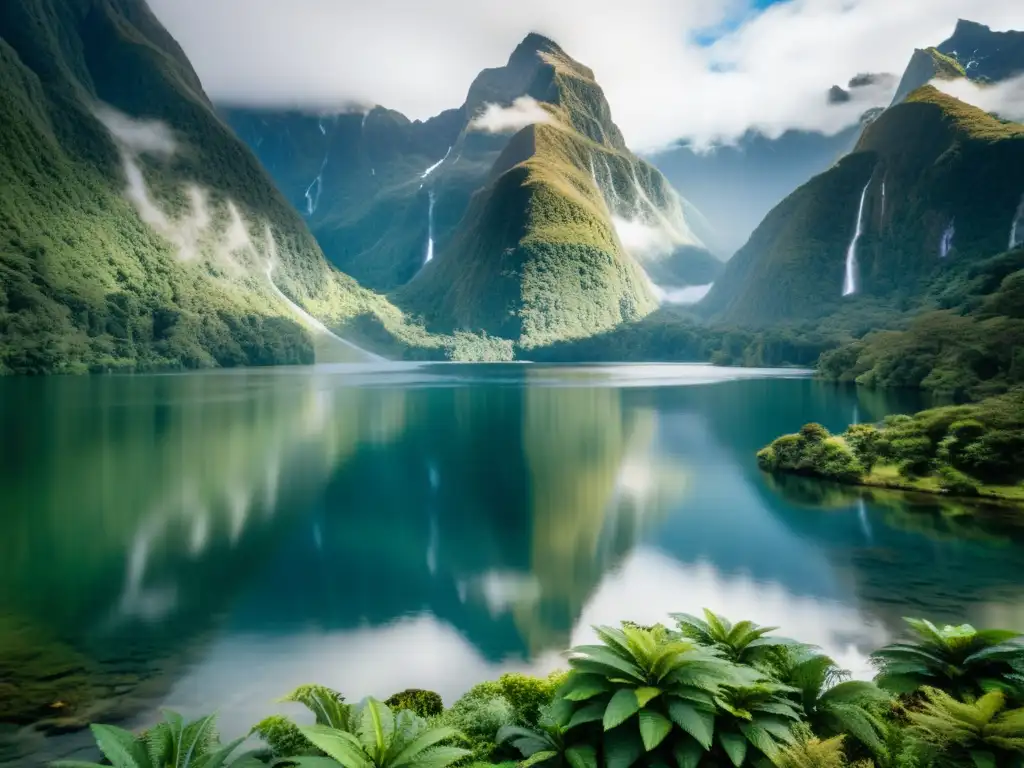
(58, 610, 1024, 768)
(757, 389, 1024, 503)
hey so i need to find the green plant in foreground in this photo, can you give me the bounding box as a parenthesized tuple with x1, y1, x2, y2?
(253, 684, 355, 758)
(496, 707, 593, 768)
(776, 730, 850, 768)
(672, 610, 798, 666)
(51, 710, 263, 768)
(776, 650, 891, 759)
(903, 687, 1024, 767)
(287, 697, 470, 768)
(870, 618, 1024, 700)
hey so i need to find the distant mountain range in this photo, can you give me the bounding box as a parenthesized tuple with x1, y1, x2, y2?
(649, 19, 1023, 259)
(224, 35, 724, 348)
(701, 20, 1024, 327)
(1, 2, 1022, 373)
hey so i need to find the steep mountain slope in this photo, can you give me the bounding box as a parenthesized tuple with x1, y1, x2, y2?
(391, 38, 727, 347)
(0, 0, 426, 373)
(937, 19, 1024, 81)
(889, 47, 966, 106)
(702, 86, 1024, 326)
(224, 35, 722, 307)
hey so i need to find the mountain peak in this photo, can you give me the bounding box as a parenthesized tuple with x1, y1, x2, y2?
(508, 32, 564, 66)
(952, 19, 992, 37)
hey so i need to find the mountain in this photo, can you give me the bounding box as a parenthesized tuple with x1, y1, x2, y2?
(225, 35, 723, 348)
(0, 0, 429, 374)
(888, 47, 966, 106)
(937, 19, 1024, 81)
(701, 86, 1024, 326)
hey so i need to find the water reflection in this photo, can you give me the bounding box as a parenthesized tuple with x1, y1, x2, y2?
(3, 366, 1024, 766)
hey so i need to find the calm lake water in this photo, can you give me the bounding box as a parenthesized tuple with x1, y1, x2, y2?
(4, 363, 1024, 765)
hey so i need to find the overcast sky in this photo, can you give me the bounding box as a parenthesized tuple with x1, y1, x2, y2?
(148, 0, 1022, 151)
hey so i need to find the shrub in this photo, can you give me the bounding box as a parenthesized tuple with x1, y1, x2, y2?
(385, 688, 444, 718)
(441, 688, 516, 761)
(936, 465, 981, 497)
(800, 423, 831, 442)
(757, 446, 779, 471)
(844, 423, 885, 472)
(959, 429, 1024, 483)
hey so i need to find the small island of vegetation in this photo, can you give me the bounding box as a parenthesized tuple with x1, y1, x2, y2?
(757, 388, 1024, 505)
(55, 610, 1024, 768)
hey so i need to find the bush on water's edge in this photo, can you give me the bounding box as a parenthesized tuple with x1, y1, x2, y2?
(757, 388, 1024, 507)
(53, 610, 1024, 768)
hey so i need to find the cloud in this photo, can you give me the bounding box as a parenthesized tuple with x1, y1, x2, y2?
(147, 0, 1021, 151)
(95, 105, 177, 156)
(931, 73, 1024, 122)
(469, 96, 553, 133)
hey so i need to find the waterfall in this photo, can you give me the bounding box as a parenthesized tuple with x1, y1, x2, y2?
(304, 150, 330, 216)
(421, 146, 452, 179)
(842, 182, 871, 297)
(424, 191, 436, 264)
(880, 180, 886, 223)
(1010, 195, 1024, 250)
(940, 219, 955, 258)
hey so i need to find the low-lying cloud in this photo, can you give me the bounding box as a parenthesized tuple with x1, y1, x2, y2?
(469, 96, 552, 133)
(932, 73, 1024, 122)
(148, 0, 1021, 151)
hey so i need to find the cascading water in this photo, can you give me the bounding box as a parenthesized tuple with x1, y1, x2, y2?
(304, 159, 327, 216)
(421, 146, 452, 179)
(940, 219, 955, 258)
(1010, 195, 1024, 250)
(424, 191, 436, 264)
(842, 182, 871, 297)
(880, 180, 886, 223)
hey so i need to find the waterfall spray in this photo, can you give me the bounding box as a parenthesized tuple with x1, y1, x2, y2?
(842, 182, 871, 297)
(424, 191, 436, 264)
(940, 219, 955, 258)
(880, 180, 886, 223)
(1010, 195, 1024, 250)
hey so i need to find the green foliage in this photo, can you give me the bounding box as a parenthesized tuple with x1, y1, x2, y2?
(496, 706, 594, 768)
(759, 427, 865, 484)
(902, 687, 1024, 768)
(760, 389, 1024, 501)
(672, 609, 798, 666)
(385, 690, 444, 719)
(293, 698, 471, 768)
(252, 715, 319, 759)
(50, 710, 258, 768)
(870, 617, 1024, 700)
(777, 730, 849, 768)
(440, 686, 516, 761)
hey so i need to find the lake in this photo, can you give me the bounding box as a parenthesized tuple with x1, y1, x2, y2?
(4, 363, 1024, 766)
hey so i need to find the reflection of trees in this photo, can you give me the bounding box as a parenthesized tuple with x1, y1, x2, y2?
(0, 373, 406, 742)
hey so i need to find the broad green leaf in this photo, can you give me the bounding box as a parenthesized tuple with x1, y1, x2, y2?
(604, 725, 643, 768)
(638, 711, 672, 751)
(403, 746, 472, 768)
(176, 715, 219, 768)
(566, 745, 598, 768)
(738, 723, 778, 760)
(567, 701, 606, 730)
(667, 700, 714, 750)
(511, 738, 553, 757)
(595, 626, 639, 662)
(719, 732, 748, 767)
(90, 724, 150, 768)
(548, 696, 575, 727)
(496, 725, 545, 746)
(634, 687, 661, 707)
(671, 740, 704, 768)
(604, 689, 640, 731)
(299, 725, 372, 768)
(197, 737, 244, 768)
(970, 751, 997, 768)
(520, 750, 559, 768)
(50, 763, 107, 767)
(359, 698, 395, 759)
(282, 686, 351, 730)
(281, 759, 354, 768)
(564, 675, 612, 702)
(390, 726, 461, 768)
